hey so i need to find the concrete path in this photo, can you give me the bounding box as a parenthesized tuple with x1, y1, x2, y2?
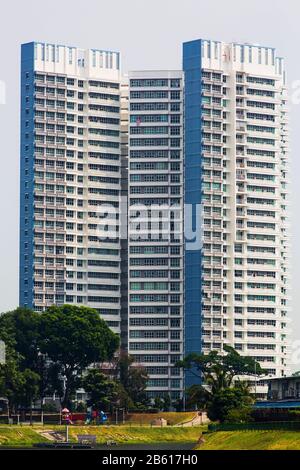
(175, 413, 209, 427)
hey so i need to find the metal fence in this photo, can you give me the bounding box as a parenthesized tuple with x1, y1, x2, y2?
(0, 413, 170, 427)
(0, 413, 62, 425)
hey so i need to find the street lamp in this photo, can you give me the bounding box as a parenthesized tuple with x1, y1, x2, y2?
(114, 408, 125, 425)
(254, 361, 257, 400)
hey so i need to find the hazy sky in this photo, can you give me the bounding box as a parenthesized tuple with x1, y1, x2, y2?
(0, 0, 299, 357)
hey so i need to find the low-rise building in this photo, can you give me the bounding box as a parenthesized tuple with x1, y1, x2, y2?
(267, 376, 300, 401)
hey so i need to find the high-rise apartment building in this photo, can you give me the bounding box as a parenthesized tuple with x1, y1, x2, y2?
(20, 42, 122, 334)
(127, 71, 185, 400)
(19, 39, 290, 401)
(183, 40, 290, 398)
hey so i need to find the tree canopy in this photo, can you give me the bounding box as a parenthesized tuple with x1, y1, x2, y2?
(178, 346, 263, 422)
(0, 307, 41, 369)
(118, 352, 148, 408)
(82, 369, 118, 411)
(178, 345, 263, 393)
(0, 305, 120, 409)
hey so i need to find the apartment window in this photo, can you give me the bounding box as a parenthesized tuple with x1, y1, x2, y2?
(171, 79, 180, 88)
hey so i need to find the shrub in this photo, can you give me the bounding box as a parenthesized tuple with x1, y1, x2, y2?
(225, 406, 253, 424)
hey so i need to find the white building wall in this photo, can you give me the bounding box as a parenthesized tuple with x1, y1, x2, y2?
(29, 42, 122, 333)
(198, 40, 290, 398)
(127, 71, 184, 401)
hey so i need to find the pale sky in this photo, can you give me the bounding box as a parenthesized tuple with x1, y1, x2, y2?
(0, 0, 299, 363)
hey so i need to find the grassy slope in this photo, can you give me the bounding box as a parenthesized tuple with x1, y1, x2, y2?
(66, 425, 202, 444)
(0, 426, 48, 447)
(125, 412, 196, 426)
(197, 431, 300, 450)
(0, 424, 203, 447)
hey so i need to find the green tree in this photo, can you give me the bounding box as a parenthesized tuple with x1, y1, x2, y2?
(76, 402, 87, 413)
(179, 345, 263, 393)
(153, 395, 171, 411)
(225, 403, 254, 424)
(118, 352, 148, 407)
(0, 354, 23, 413)
(0, 352, 40, 413)
(19, 369, 41, 409)
(154, 396, 163, 411)
(0, 308, 48, 406)
(208, 383, 253, 423)
(174, 398, 184, 412)
(38, 305, 119, 407)
(186, 384, 209, 409)
(82, 369, 118, 411)
(178, 346, 262, 422)
(0, 307, 41, 370)
(162, 394, 172, 411)
(113, 382, 134, 410)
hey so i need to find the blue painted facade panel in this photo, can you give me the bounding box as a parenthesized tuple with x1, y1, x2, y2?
(183, 40, 203, 387)
(20, 42, 35, 308)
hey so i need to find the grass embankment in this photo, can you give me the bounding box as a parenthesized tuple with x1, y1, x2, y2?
(0, 424, 204, 447)
(67, 425, 202, 444)
(196, 431, 300, 450)
(0, 426, 48, 447)
(125, 412, 196, 426)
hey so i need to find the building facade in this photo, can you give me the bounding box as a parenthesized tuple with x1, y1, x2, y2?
(183, 39, 290, 398)
(267, 376, 300, 401)
(20, 42, 122, 334)
(127, 71, 185, 400)
(20, 40, 290, 401)
(120, 77, 129, 349)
